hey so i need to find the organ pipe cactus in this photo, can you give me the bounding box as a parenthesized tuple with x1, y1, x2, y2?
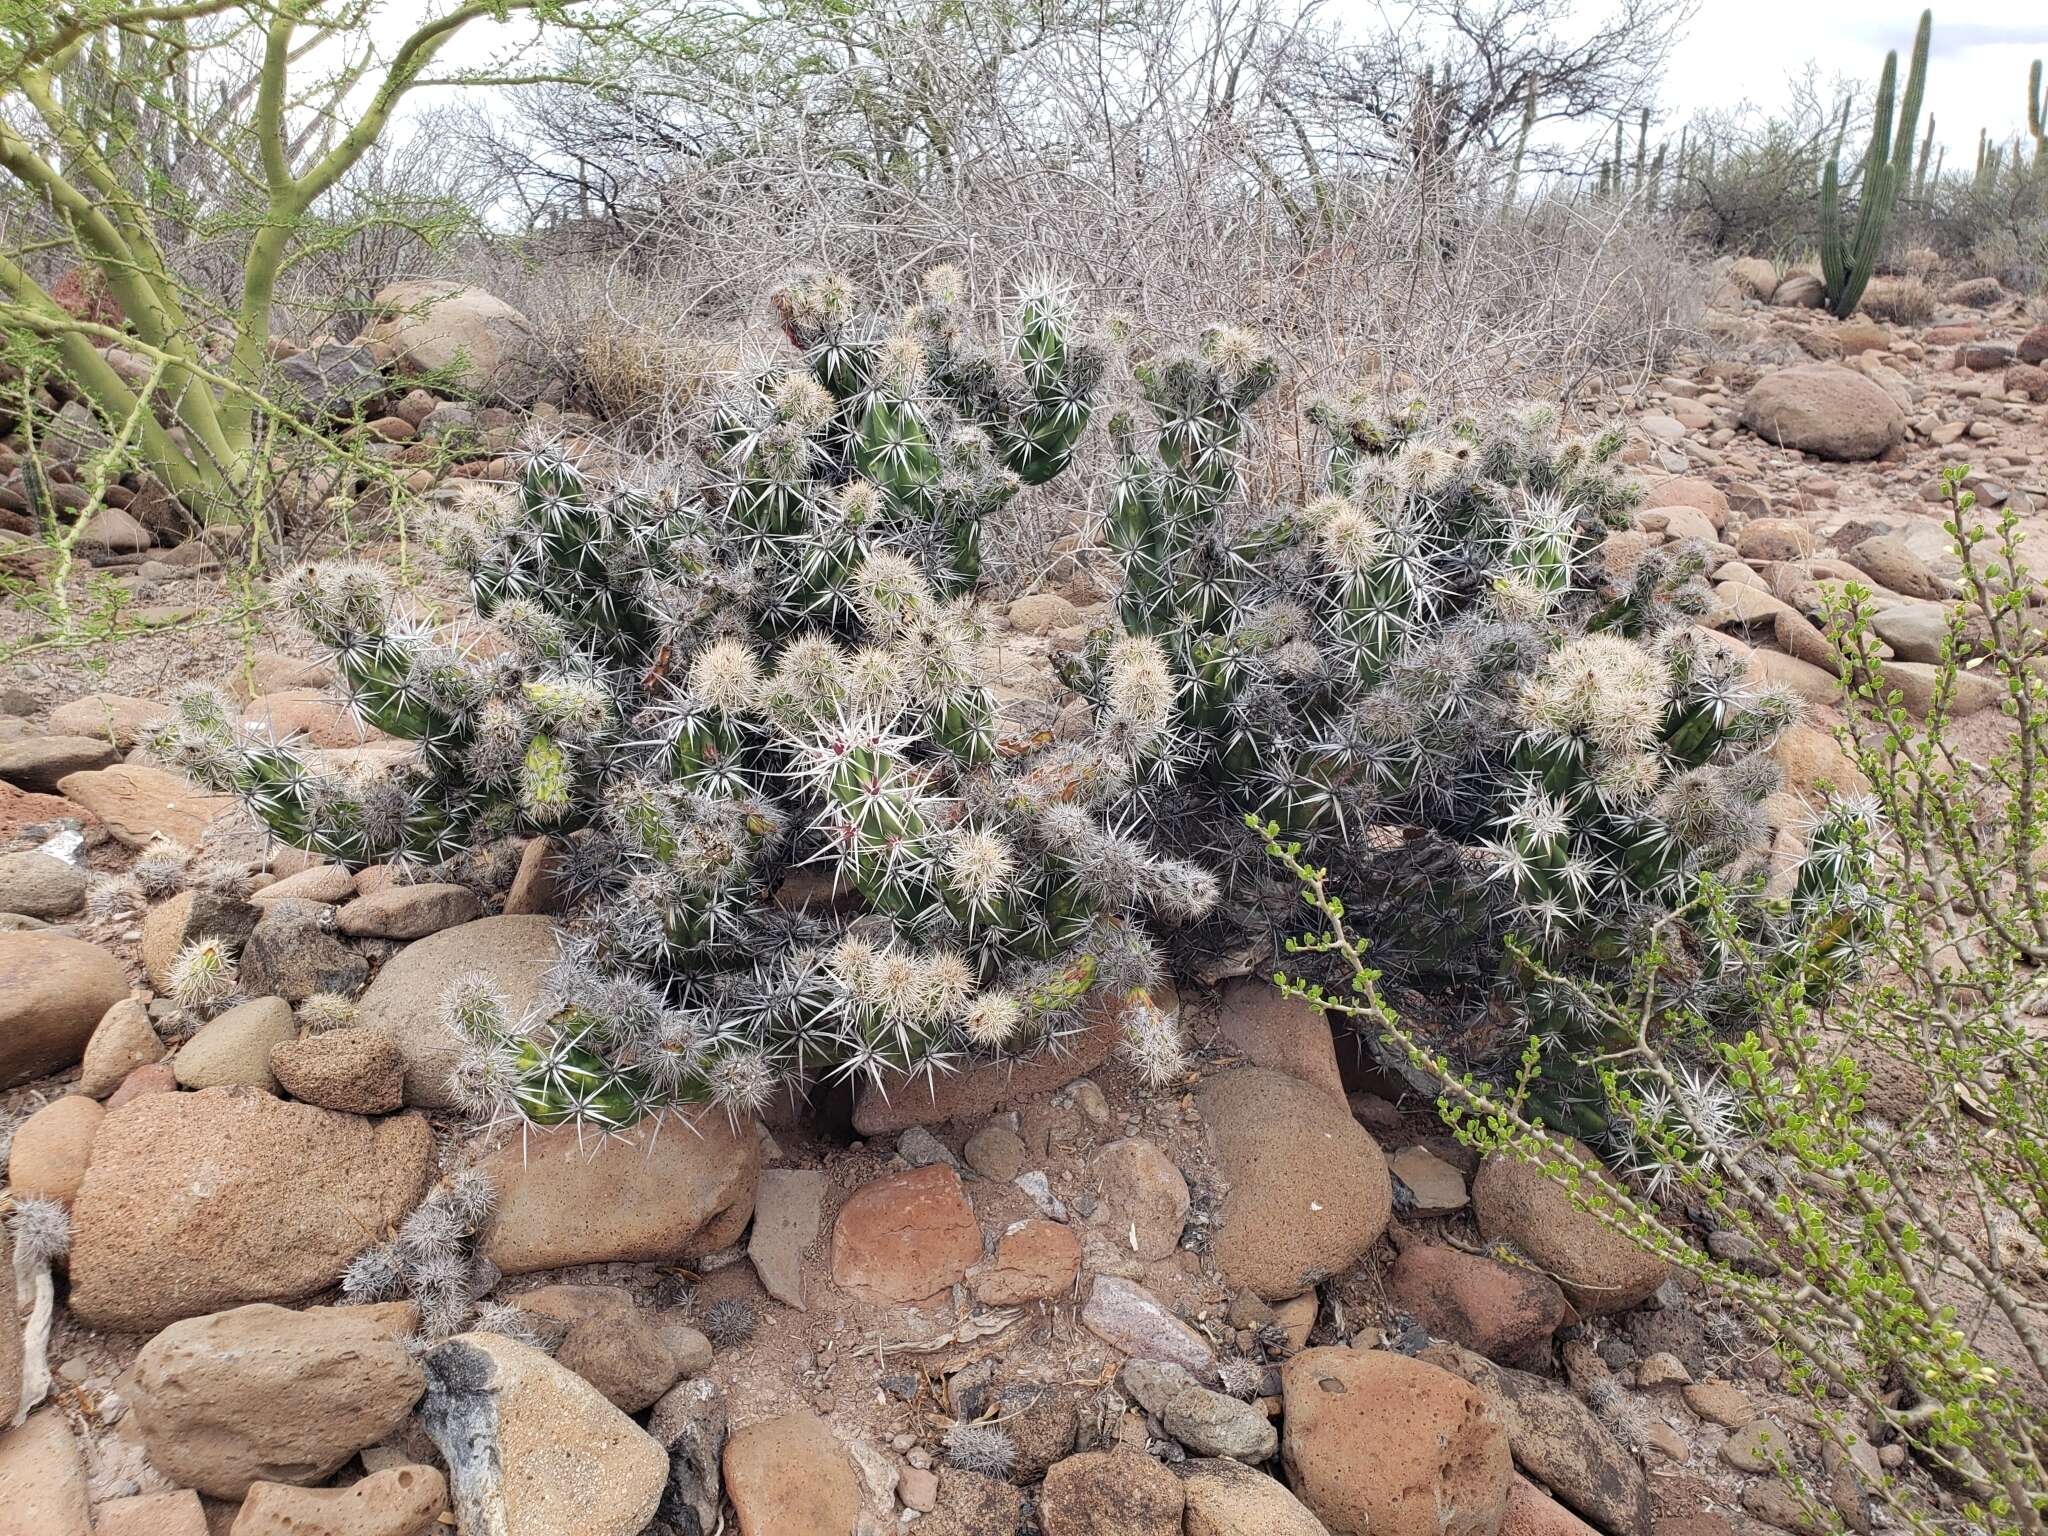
(158, 340, 1206, 1131)
(1821, 10, 1931, 319)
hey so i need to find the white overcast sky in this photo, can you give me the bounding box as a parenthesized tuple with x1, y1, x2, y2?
(399, 0, 2045, 166)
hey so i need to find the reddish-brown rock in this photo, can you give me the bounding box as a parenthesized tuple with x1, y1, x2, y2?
(1207, 977, 1344, 1098)
(55, 762, 236, 847)
(1471, 1145, 1670, 1315)
(1039, 1450, 1184, 1536)
(722, 1411, 861, 1536)
(4, 1094, 103, 1204)
(228, 1464, 448, 1535)
(830, 1163, 983, 1304)
(1387, 1241, 1572, 1370)
(0, 931, 128, 1087)
(971, 1219, 1081, 1305)
(1281, 1347, 1511, 1536)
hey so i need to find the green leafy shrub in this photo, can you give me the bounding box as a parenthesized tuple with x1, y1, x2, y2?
(1264, 470, 2043, 1534)
(151, 269, 1207, 1131)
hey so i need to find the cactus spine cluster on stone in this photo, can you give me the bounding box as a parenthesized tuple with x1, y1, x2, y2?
(154, 267, 1207, 1133)
(1820, 9, 1931, 319)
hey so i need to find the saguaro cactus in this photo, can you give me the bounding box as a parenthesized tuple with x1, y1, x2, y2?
(2028, 60, 2045, 170)
(1821, 9, 1931, 318)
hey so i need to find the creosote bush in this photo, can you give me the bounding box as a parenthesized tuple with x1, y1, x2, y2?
(1266, 470, 2042, 1535)
(155, 267, 1206, 1132)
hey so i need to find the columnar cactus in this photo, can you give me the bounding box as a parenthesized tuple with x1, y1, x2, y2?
(1820, 10, 1931, 318)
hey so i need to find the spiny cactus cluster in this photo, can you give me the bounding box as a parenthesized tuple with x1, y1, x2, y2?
(341, 1170, 500, 1341)
(154, 268, 1206, 1134)
(1069, 347, 1876, 1137)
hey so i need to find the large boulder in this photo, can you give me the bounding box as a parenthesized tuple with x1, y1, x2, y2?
(829, 1163, 983, 1305)
(5, 1094, 104, 1204)
(67, 1087, 435, 1331)
(478, 1113, 758, 1275)
(354, 914, 559, 1107)
(46, 691, 167, 748)
(722, 1411, 862, 1536)
(1470, 1144, 1670, 1315)
(0, 848, 86, 919)
(1281, 1348, 1511, 1536)
(172, 994, 294, 1090)
(1040, 1450, 1184, 1536)
(0, 931, 128, 1086)
(1738, 365, 1905, 461)
(1198, 1067, 1392, 1300)
(238, 899, 370, 1002)
(419, 1333, 666, 1536)
(363, 280, 551, 406)
(127, 1302, 423, 1499)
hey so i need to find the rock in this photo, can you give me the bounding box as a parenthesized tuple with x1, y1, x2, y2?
(1884, 659, 2000, 719)
(229, 1465, 448, 1535)
(507, 1285, 681, 1412)
(851, 990, 1127, 1133)
(0, 735, 119, 792)
(68, 1088, 434, 1330)
(1770, 273, 1824, 307)
(963, 1121, 1029, 1180)
(502, 836, 563, 916)
(1081, 1276, 1216, 1379)
(1390, 1144, 1469, 1214)
(1008, 592, 1082, 634)
(92, 1490, 207, 1536)
(252, 863, 355, 904)
(1955, 342, 2014, 370)
(336, 882, 482, 939)
(1280, 1348, 1510, 1536)
(141, 886, 262, 991)
(1040, 1450, 1184, 1536)
(0, 931, 127, 1086)
(1421, 1341, 1651, 1536)
(354, 915, 558, 1107)
(1832, 316, 1889, 356)
(748, 1166, 826, 1310)
(1737, 519, 1816, 563)
(918, 1468, 1024, 1536)
(277, 342, 388, 418)
(1208, 978, 1344, 1097)
(364, 281, 551, 406)
(1386, 1241, 1570, 1371)
(1501, 1473, 1604, 1536)
(1940, 276, 2004, 308)
(1121, 1359, 1277, 1461)
(106, 1059, 178, 1107)
(830, 1162, 982, 1304)
(270, 1029, 406, 1113)
(896, 1124, 962, 1171)
(175, 995, 295, 1090)
(1720, 1418, 1793, 1473)
(55, 762, 236, 847)
(1770, 723, 1868, 800)
(1841, 534, 1945, 600)
(78, 995, 164, 1096)
(1739, 366, 1904, 461)
(2018, 322, 2048, 366)
(0, 1411, 91, 1535)
(971, 1217, 1081, 1305)
(129, 1302, 423, 1499)
(419, 1332, 666, 1536)
(239, 900, 370, 1001)
(479, 1112, 757, 1275)
(1093, 1138, 1190, 1260)
(242, 689, 381, 748)
(5, 1094, 103, 1203)
(648, 1376, 726, 1535)
(1741, 1480, 1828, 1536)
(1182, 1457, 1333, 1536)
(1682, 1379, 1756, 1428)
(722, 1411, 861, 1536)
(2004, 361, 2048, 403)
(239, 652, 336, 698)
(1471, 1143, 1670, 1314)
(77, 504, 154, 551)
(1198, 1067, 1392, 1301)
(1726, 258, 1778, 300)
(0, 849, 85, 918)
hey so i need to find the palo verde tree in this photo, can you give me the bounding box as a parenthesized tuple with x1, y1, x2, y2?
(0, 1, 690, 526)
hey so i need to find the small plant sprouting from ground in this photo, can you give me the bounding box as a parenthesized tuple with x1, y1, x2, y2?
(1260, 467, 2045, 1536)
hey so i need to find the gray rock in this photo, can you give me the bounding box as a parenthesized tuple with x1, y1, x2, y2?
(648, 1376, 727, 1536)
(1082, 1277, 1216, 1382)
(0, 735, 120, 792)
(354, 915, 558, 1108)
(278, 343, 386, 418)
(239, 899, 369, 1002)
(336, 882, 483, 940)
(748, 1167, 826, 1311)
(1122, 1360, 1278, 1462)
(174, 996, 295, 1090)
(896, 1125, 962, 1171)
(0, 849, 86, 919)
